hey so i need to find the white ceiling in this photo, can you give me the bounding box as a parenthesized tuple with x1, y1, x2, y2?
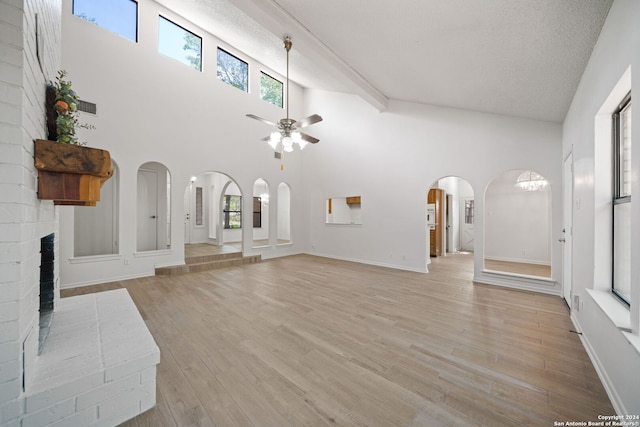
(154, 0, 613, 123)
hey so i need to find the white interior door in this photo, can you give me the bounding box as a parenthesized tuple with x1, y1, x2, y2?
(562, 153, 573, 307)
(137, 169, 158, 251)
(184, 184, 192, 244)
(461, 198, 475, 251)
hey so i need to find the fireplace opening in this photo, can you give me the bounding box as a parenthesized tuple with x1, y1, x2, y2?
(39, 233, 55, 353)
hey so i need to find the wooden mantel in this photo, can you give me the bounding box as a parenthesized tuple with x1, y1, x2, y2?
(34, 139, 113, 206)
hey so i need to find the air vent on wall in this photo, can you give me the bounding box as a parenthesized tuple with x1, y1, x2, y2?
(78, 99, 97, 115)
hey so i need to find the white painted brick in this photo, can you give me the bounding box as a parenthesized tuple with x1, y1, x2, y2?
(0, 101, 20, 126)
(0, 164, 27, 185)
(0, 398, 21, 424)
(0, 305, 18, 327)
(0, 282, 19, 304)
(0, 143, 24, 164)
(0, 320, 18, 344)
(104, 352, 160, 383)
(20, 397, 74, 427)
(0, 377, 20, 402)
(0, 358, 19, 383)
(0, 263, 19, 283)
(140, 365, 156, 384)
(140, 385, 156, 414)
(76, 372, 140, 411)
(0, 81, 21, 107)
(0, 23, 22, 51)
(0, 3, 22, 25)
(25, 372, 103, 413)
(49, 407, 97, 427)
(96, 393, 141, 427)
(0, 223, 27, 242)
(0, 124, 21, 146)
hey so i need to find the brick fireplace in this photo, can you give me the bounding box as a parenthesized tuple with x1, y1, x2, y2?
(0, 1, 159, 426)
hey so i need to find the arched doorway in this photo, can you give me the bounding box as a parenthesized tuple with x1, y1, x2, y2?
(137, 162, 171, 251)
(484, 169, 551, 278)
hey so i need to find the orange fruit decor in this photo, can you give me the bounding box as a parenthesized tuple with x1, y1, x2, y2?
(55, 100, 69, 114)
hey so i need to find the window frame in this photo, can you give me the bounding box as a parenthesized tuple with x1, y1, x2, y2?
(72, 0, 138, 42)
(223, 195, 242, 229)
(158, 15, 202, 71)
(464, 199, 474, 225)
(612, 92, 632, 306)
(260, 71, 284, 108)
(216, 47, 249, 92)
(253, 196, 262, 228)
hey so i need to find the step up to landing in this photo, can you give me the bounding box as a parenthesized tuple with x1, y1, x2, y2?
(155, 252, 261, 276)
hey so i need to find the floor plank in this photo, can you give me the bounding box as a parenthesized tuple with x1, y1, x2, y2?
(62, 253, 613, 426)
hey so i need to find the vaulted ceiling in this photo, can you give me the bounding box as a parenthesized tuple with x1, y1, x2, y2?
(154, 0, 613, 123)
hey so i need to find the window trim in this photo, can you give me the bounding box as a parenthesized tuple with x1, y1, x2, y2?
(612, 91, 631, 307)
(260, 71, 284, 108)
(253, 196, 262, 228)
(216, 47, 249, 92)
(72, 0, 139, 42)
(223, 195, 242, 229)
(158, 15, 202, 71)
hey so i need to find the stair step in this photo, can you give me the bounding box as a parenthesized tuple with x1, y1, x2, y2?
(185, 251, 243, 264)
(155, 254, 261, 276)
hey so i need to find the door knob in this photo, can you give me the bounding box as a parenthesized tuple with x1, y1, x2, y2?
(558, 237, 565, 243)
(150, 215, 157, 219)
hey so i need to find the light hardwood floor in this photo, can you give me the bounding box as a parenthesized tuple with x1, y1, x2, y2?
(62, 253, 613, 426)
(484, 258, 552, 278)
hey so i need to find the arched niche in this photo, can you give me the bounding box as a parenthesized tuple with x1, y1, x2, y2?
(484, 169, 551, 278)
(74, 160, 120, 257)
(253, 178, 270, 248)
(277, 182, 291, 244)
(427, 176, 475, 264)
(136, 162, 171, 251)
(182, 171, 244, 251)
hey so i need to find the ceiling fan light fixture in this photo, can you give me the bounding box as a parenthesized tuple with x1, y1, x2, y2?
(268, 132, 281, 149)
(282, 136, 294, 152)
(246, 36, 323, 160)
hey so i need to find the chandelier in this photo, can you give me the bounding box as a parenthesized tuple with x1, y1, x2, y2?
(515, 171, 548, 192)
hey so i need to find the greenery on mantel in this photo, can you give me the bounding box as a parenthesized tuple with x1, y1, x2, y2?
(50, 70, 93, 145)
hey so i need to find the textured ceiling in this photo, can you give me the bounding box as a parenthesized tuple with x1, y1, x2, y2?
(155, 0, 613, 123)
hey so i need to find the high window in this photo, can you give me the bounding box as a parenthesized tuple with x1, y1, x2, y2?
(260, 72, 283, 107)
(223, 195, 242, 229)
(464, 200, 474, 225)
(612, 93, 632, 305)
(217, 48, 248, 92)
(158, 16, 202, 70)
(73, 0, 138, 42)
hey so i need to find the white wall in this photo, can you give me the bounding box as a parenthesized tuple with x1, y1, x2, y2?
(59, 0, 308, 287)
(303, 91, 562, 293)
(562, 0, 640, 414)
(484, 170, 551, 265)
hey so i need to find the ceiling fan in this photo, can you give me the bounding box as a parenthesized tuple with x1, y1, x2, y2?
(246, 36, 323, 153)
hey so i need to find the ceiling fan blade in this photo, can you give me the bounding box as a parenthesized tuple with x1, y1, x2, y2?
(299, 132, 319, 144)
(295, 114, 323, 129)
(246, 114, 277, 127)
